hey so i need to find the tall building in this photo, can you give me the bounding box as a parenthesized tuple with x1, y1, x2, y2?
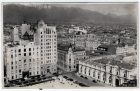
(34, 20, 57, 76)
(5, 20, 57, 82)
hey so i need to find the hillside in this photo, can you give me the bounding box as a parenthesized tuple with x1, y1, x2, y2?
(3, 4, 136, 24)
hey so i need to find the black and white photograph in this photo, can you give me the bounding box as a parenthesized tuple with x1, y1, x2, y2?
(2, 1, 138, 89)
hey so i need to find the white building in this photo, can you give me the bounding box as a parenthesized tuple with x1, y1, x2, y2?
(34, 20, 57, 76)
(116, 44, 136, 54)
(5, 42, 40, 80)
(78, 56, 137, 87)
(5, 20, 57, 81)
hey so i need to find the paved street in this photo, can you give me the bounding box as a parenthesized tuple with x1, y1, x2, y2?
(62, 72, 111, 87)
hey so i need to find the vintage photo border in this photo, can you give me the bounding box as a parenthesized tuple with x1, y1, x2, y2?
(0, 0, 139, 91)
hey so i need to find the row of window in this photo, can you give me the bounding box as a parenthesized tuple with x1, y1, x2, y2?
(80, 66, 128, 78)
(11, 71, 40, 80)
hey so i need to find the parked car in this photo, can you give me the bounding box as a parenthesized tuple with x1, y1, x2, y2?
(78, 83, 89, 87)
(92, 80, 97, 83)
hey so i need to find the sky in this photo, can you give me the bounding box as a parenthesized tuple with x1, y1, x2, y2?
(4, 3, 138, 16)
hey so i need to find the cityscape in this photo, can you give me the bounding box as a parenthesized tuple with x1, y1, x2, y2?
(3, 3, 137, 88)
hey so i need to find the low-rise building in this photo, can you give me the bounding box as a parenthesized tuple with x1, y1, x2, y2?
(78, 56, 137, 86)
(57, 44, 87, 73)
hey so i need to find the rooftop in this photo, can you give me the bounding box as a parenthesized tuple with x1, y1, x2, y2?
(58, 44, 85, 52)
(82, 57, 136, 70)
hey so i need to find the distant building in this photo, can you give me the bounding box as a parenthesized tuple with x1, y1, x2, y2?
(86, 34, 101, 50)
(94, 44, 116, 55)
(11, 27, 20, 44)
(69, 27, 87, 34)
(20, 24, 31, 37)
(116, 44, 136, 54)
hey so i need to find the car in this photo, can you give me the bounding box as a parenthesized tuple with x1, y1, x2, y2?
(78, 83, 89, 87)
(68, 78, 73, 81)
(74, 81, 79, 84)
(80, 75, 84, 78)
(84, 77, 88, 79)
(92, 80, 97, 83)
(63, 76, 68, 79)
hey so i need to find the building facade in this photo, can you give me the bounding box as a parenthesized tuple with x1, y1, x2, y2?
(5, 20, 57, 81)
(58, 44, 87, 73)
(78, 57, 137, 87)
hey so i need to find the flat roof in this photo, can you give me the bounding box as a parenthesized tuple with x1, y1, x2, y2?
(82, 57, 136, 70)
(58, 44, 85, 52)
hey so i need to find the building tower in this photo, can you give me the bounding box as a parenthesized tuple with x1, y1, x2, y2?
(34, 20, 57, 76)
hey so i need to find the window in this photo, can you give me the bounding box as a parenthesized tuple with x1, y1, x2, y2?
(12, 76, 14, 79)
(109, 75, 112, 83)
(11, 66, 13, 69)
(89, 69, 90, 75)
(11, 62, 13, 65)
(84, 68, 86, 74)
(29, 72, 31, 75)
(18, 49, 21, 52)
(124, 70, 127, 78)
(11, 55, 13, 58)
(98, 72, 100, 79)
(19, 69, 21, 73)
(29, 48, 31, 51)
(29, 52, 31, 56)
(29, 59, 31, 62)
(24, 59, 26, 63)
(93, 70, 95, 77)
(24, 49, 26, 52)
(24, 53, 26, 56)
(103, 73, 106, 82)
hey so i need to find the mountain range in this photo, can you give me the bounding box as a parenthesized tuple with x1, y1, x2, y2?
(3, 4, 136, 25)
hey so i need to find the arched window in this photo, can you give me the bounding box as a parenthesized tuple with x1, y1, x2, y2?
(124, 70, 127, 78)
(93, 69, 95, 77)
(98, 72, 100, 80)
(103, 72, 106, 82)
(89, 69, 91, 75)
(84, 67, 86, 74)
(109, 75, 112, 84)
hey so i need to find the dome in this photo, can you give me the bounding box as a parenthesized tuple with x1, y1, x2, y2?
(37, 20, 46, 27)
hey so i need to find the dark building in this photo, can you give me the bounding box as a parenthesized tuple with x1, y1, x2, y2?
(94, 44, 116, 55)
